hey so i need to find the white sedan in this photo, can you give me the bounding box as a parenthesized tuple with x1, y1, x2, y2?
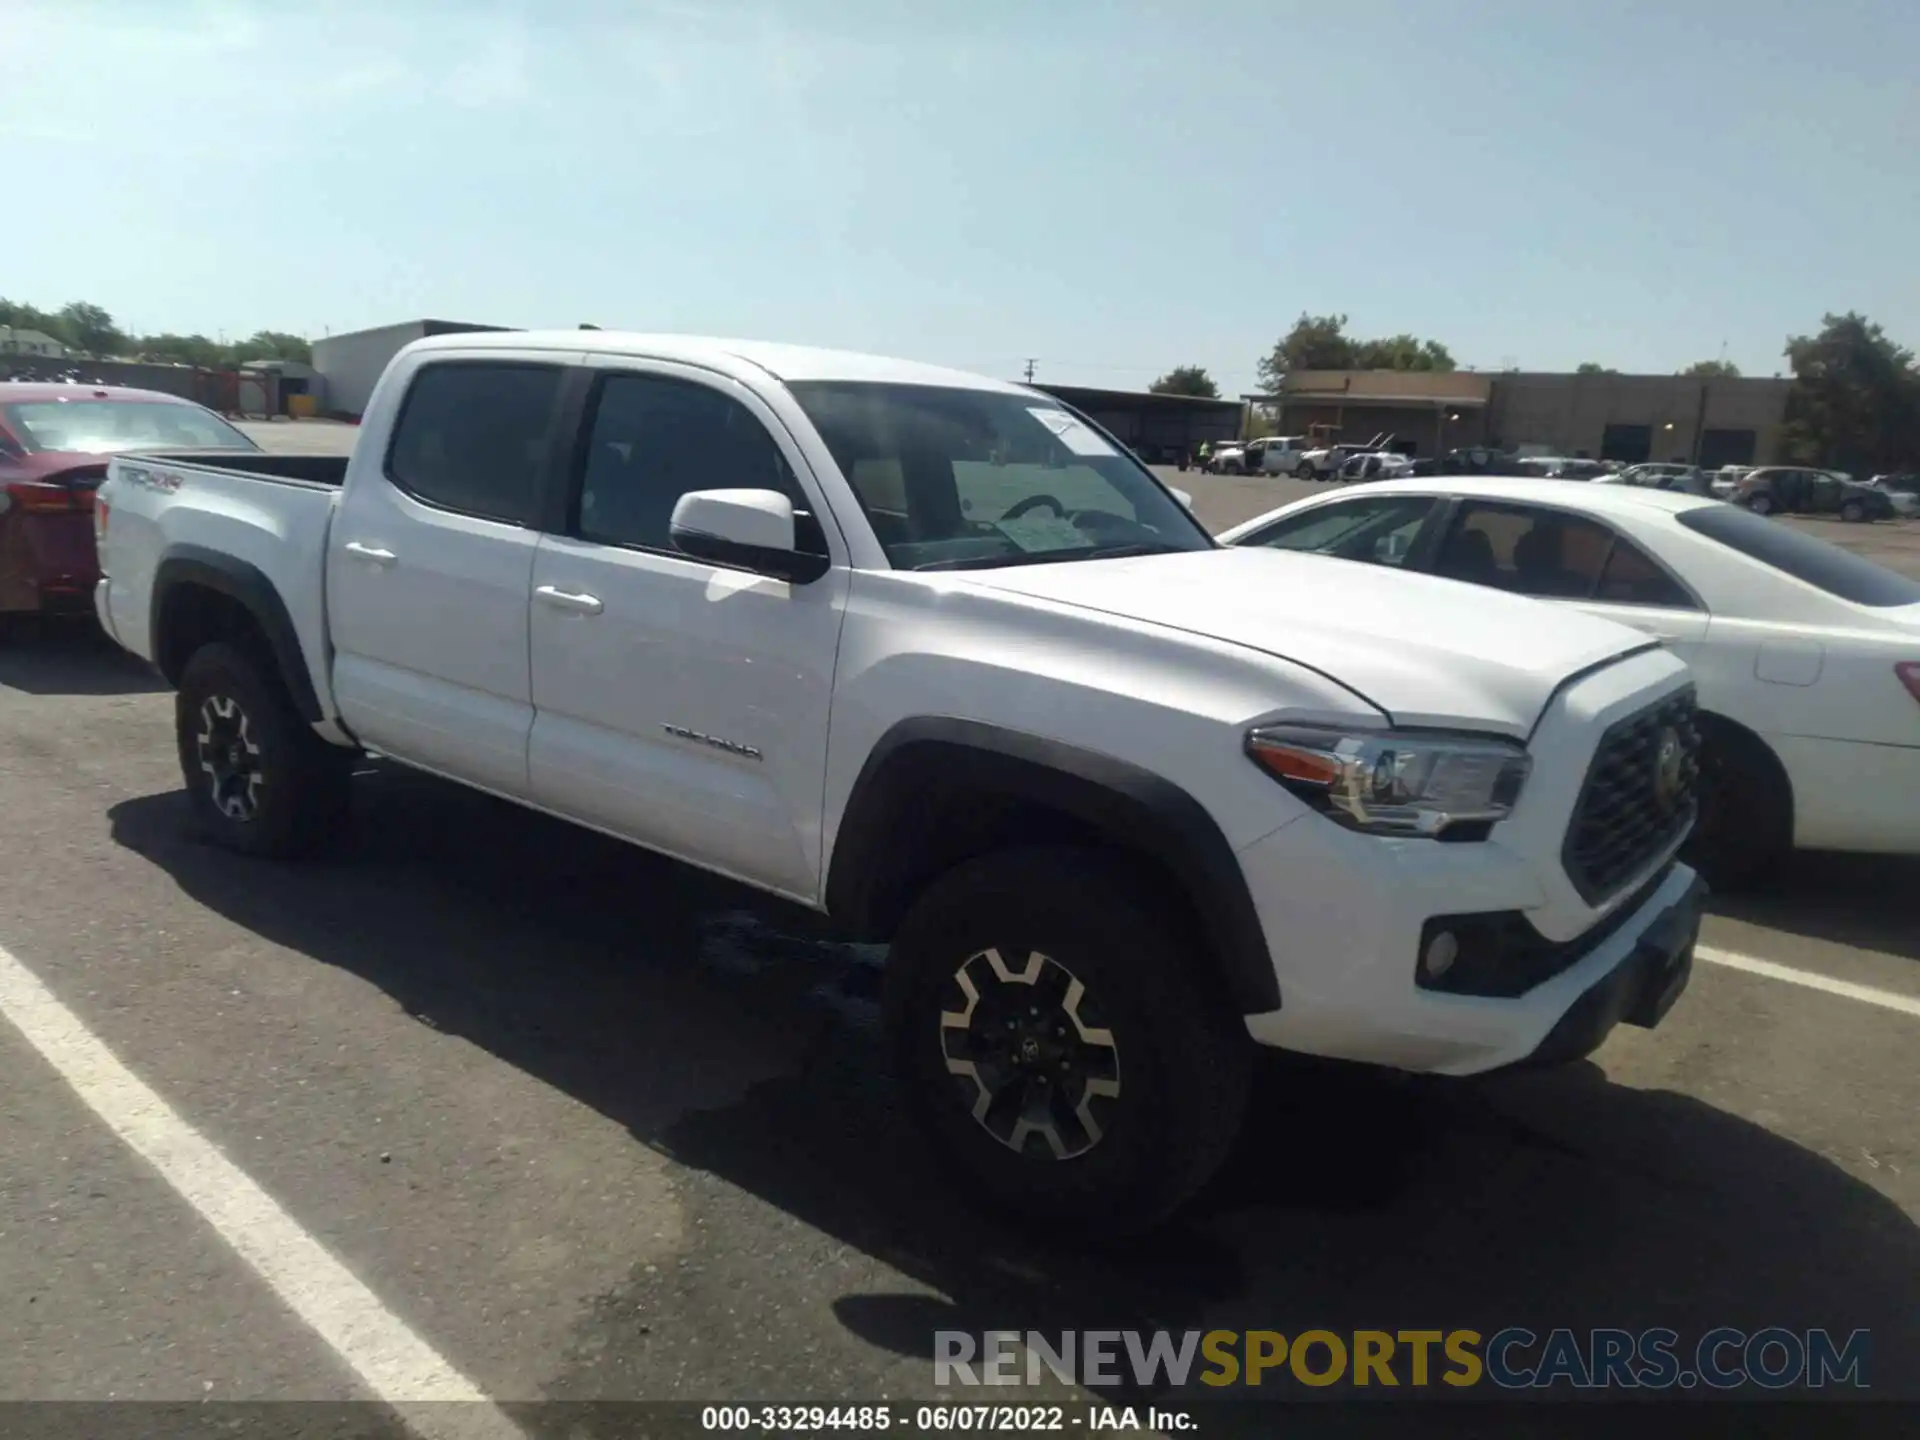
(1220, 477, 1920, 885)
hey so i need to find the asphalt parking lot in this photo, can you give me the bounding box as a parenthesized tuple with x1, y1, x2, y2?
(0, 424, 1913, 1427)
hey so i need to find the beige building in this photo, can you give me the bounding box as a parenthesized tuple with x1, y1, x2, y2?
(1274, 368, 1792, 467)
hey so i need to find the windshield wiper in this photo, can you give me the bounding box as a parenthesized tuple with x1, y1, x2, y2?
(913, 541, 1188, 572)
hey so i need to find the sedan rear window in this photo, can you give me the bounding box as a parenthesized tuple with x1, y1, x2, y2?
(3, 399, 257, 455)
(1676, 503, 1920, 606)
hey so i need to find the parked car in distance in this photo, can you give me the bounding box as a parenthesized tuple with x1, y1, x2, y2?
(95, 330, 1706, 1234)
(0, 382, 259, 629)
(1202, 441, 1249, 474)
(1335, 449, 1414, 483)
(1708, 466, 1753, 498)
(1241, 435, 1311, 476)
(1221, 477, 1920, 885)
(1736, 467, 1896, 522)
(1515, 457, 1611, 481)
(1869, 474, 1918, 517)
(1609, 463, 1711, 495)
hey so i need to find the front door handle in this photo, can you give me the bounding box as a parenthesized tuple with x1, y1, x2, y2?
(535, 584, 604, 616)
(342, 541, 396, 566)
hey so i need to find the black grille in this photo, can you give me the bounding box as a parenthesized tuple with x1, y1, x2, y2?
(1562, 688, 1700, 904)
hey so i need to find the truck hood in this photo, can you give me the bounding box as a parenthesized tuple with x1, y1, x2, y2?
(959, 547, 1656, 736)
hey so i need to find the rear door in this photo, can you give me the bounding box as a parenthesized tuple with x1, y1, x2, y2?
(525, 360, 849, 901)
(1427, 499, 1709, 659)
(326, 354, 572, 797)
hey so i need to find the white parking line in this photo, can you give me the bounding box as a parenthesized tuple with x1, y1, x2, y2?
(0, 942, 523, 1440)
(1697, 944, 1920, 1019)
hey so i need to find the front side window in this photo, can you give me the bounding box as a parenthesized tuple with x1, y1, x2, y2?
(572, 373, 820, 554)
(1238, 495, 1436, 568)
(386, 363, 562, 524)
(787, 381, 1212, 570)
(2, 400, 257, 455)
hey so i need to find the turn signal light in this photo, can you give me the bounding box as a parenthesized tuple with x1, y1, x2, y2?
(1897, 663, 1920, 705)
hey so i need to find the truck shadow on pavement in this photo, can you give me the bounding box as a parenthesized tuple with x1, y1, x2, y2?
(1708, 853, 1920, 964)
(108, 765, 1920, 1410)
(0, 620, 170, 696)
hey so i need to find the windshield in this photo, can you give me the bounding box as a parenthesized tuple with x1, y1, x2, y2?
(786, 381, 1214, 570)
(2, 399, 257, 455)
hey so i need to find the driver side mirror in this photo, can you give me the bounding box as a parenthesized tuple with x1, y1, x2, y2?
(1171, 487, 1195, 510)
(670, 489, 830, 584)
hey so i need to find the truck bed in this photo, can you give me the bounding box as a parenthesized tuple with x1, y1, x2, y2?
(123, 450, 350, 487)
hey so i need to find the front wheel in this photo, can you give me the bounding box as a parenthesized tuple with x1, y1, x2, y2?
(175, 641, 351, 858)
(1294, 462, 1316, 480)
(885, 846, 1253, 1237)
(1840, 499, 1866, 522)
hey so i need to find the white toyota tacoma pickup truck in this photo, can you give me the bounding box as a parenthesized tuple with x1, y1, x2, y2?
(94, 331, 1705, 1232)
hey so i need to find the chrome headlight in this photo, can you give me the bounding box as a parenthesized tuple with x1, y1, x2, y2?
(1246, 724, 1531, 838)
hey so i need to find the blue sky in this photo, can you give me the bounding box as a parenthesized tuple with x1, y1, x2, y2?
(3, 0, 1915, 390)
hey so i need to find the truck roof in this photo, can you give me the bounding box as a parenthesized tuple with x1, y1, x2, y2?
(405, 329, 1034, 395)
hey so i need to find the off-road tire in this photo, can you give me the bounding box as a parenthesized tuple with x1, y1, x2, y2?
(175, 641, 351, 859)
(886, 845, 1253, 1237)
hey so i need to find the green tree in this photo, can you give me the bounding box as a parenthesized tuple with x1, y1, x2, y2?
(228, 330, 313, 365)
(1149, 364, 1220, 399)
(1257, 313, 1457, 390)
(1781, 312, 1920, 474)
(56, 301, 127, 356)
(1351, 333, 1456, 372)
(1575, 361, 1614, 375)
(1257, 313, 1355, 390)
(1683, 359, 1741, 378)
(0, 299, 61, 333)
(135, 332, 226, 368)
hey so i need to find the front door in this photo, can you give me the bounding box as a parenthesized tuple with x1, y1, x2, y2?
(526, 361, 850, 902)
(326, 355, 571, 797)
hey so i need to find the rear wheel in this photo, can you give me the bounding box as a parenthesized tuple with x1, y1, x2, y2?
(1748, 492, 1775, 516)
(175, 642, 351, 858)
(1682, 721, 1790, 891)
(886, 846, 1253, 1237)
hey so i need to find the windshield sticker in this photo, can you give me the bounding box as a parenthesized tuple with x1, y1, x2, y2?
(1026, 408, 1117, 458)
(994, 515, 1098, 553)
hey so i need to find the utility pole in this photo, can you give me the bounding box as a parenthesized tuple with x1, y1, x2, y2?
(1023, 358, 1037, 383)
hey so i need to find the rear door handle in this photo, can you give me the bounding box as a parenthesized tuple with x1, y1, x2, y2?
(535, 584, 604, 616)
(343, 541, 396, 566)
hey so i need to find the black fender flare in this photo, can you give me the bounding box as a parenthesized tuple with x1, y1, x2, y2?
(152, 545, 323, 723)
(825, 717, 1280, 1014)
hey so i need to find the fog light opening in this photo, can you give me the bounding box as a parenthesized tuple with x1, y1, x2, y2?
(1423, 930, 1459, 979)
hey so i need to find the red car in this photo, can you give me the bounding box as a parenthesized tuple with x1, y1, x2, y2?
(0, 383, 259, 627)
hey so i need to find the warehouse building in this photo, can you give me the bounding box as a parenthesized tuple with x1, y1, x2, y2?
(311, 319, 515, 419)
(1273, 369, 1792, 466)
(1030, 383, 1243, 464)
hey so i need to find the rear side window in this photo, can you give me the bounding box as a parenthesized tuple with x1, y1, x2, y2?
(386, 363, 562, 524)
(1677, 504, 1920, 606)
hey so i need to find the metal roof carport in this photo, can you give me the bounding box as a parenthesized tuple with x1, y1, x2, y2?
(1031, 384, 1244, 465)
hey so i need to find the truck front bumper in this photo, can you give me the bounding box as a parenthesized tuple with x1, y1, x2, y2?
(1237, 826, 1702, 1075)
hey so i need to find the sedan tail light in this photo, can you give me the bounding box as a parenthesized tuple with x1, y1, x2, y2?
(1897, 663, 1920, 705)
(5, 480, 82, 514)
